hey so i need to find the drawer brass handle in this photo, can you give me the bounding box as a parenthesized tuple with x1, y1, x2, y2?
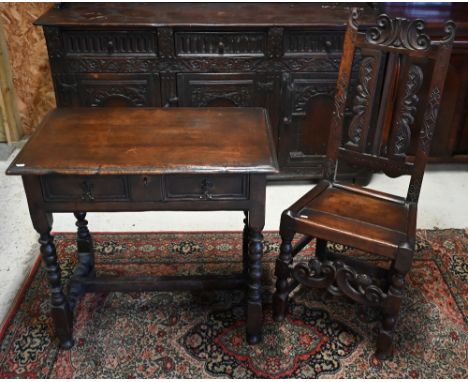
(217, 41, 225, 55)
(200, 178, 214, 200)
(81, 180, 95, 201)
(107, 40, 114, 53)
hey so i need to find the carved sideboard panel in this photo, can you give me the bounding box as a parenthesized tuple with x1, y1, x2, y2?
(37, 3, 468, 180)
(54, 73, 161, 107)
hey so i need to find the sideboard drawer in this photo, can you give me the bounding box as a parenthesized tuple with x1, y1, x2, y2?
(62, 29, 158, 56)
(164, 174, 249, 200)
(283, 30, 343, 56)
(175, 31, 266, 57)
(41, 175, 130, 202)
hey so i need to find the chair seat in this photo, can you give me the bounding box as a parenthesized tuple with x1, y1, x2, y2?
(284, 180, 416, 258)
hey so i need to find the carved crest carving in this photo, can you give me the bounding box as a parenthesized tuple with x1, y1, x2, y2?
(366, 15, 431, 51)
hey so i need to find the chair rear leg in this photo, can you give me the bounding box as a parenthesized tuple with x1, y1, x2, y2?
(273, 229, 295, 321)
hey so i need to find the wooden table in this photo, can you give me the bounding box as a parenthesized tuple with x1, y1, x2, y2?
(7, 107, 278, 348)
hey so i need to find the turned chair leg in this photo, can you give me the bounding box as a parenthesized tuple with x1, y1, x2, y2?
(273, 229, 295, 321)
(39, 231, 74, 349)
(375, 272, 406, 360)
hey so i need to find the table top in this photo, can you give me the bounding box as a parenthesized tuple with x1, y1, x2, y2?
(7, 107, 278, 176)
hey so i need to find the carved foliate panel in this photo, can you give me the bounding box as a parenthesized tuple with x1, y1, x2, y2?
(420, 87, 441, 154)
(345, 55, 380, 151)
(55, 74, 161, 107)
(389, 64, 423, 157)
(62, 55, 344, 74)
(177, 73, 257, 108)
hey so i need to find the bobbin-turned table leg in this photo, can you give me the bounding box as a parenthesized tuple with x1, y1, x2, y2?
(68, 211, 95, 310)
(35, 212, 74, 349)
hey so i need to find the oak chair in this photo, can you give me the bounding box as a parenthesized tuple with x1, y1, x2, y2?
(272, 10, 455, 360)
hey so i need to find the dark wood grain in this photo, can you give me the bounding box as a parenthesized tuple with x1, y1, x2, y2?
(35, 3, 374, 27)
(7, 107, 278, 176)
(36, 3, 468, 181)
(273, 9, 455, 361)
(8, 107, 277, 348)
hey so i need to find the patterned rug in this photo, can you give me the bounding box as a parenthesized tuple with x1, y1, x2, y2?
(0, 230, 466, 378)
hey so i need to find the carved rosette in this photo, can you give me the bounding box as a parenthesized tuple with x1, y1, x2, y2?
(346, 56, 376, 147)
(366, 15, 431, 51)
(391, 64, 423, 156)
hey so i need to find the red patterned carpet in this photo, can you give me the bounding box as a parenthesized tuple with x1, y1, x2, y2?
(0, 230, 466, 378)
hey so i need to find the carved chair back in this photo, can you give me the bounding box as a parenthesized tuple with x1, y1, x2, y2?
(326, 10, 455, 203)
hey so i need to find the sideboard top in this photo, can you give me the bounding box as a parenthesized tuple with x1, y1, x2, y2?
(35, 3, 374, 28)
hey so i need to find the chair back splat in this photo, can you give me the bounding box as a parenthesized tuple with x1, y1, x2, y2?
(274, 9, 455, 361)
(326, 9, 455, 203)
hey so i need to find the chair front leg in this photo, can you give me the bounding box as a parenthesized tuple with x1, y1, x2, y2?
(375, 272, 406, 360)
(273, 229, 295, 321)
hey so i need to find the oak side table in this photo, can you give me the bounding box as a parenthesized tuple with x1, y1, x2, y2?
(6, 107, 278, 348)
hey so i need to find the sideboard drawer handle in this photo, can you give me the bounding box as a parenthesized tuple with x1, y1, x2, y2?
(107, 40, 114, 53)
(217, 41, 225, 55)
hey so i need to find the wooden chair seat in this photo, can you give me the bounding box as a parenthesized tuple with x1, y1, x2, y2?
(283, 180, 415, 258)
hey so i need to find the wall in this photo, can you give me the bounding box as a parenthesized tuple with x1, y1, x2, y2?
(0, 3, 54, 136)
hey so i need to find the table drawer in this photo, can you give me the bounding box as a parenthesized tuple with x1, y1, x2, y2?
(128, 175, 163, 202)
(62, 29, 157, 56)
(164, 174, 249, 200)
(41, 175, 130, 202)
(175, 31, 266, 56)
